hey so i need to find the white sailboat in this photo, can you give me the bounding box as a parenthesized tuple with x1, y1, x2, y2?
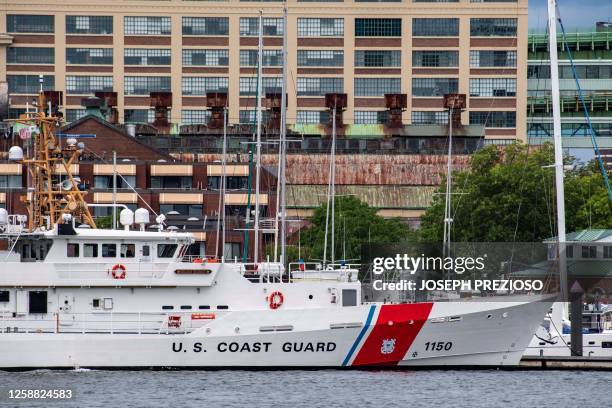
(524, 0, 612, 358)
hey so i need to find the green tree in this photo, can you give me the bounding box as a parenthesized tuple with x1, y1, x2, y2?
(294, 196, 417, 262)
(419, 142, 611, 243)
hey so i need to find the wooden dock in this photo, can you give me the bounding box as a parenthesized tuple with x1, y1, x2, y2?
(521, 356, 612, 369)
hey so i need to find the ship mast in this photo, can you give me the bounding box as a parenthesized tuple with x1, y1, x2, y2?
(14, 91, 96, 231)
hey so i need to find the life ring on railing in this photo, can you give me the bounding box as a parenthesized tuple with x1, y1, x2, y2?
(268, 291, 284, 310)
(111, 264, 126, 279)
(193, 258, 204, 264)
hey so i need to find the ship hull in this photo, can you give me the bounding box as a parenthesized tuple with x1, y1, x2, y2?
(0, 299, 551, 368)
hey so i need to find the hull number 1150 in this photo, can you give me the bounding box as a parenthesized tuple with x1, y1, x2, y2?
(424, 341, 453, 352)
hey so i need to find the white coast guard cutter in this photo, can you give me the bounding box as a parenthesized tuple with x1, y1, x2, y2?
(0, 93, 552, 369)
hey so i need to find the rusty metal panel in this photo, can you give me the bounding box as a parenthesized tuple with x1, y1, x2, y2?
(286, 185, 437, 209)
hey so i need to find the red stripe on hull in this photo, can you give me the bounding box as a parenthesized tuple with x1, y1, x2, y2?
(352, 303, 433, 366)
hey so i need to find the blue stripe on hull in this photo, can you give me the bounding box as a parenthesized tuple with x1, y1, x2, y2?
(341, 305, 376, 367)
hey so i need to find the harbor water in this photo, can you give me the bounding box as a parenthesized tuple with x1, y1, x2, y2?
(1, 369, 610, 407)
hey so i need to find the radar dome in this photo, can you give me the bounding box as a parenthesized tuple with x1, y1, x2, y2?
(135, 208, 150, 225)
(0, 208, 8, 226)
(8, 146, 23, 161)
(120, 208, 134, 227)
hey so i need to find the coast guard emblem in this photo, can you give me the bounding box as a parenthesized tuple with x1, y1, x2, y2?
(380, 338, 396, 354)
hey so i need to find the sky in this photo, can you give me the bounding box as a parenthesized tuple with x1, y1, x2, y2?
(529, 0, 612, 31)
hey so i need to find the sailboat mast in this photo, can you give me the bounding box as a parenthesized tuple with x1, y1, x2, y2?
(221, 104, 228, 260)
(279, 6, 288, 267)
(253, 10, 264, 264)
(330, 105, 336, 265)
(547, 0, 567, 301)
(443, 105, 453, 270)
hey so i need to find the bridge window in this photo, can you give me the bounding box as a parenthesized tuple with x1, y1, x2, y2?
(142, 245, 150, 257)
(158, 244, 178, 258)
(0, 291, 9, 302)
(604, 246, 612, 259)
(342, 289, 357, 306)
(102, 243, 117, 257)
(67, 243, 79, 258)
(29, 291, 47, 314)
(121, 244, 136, 258)
(84, 243, 98, 257)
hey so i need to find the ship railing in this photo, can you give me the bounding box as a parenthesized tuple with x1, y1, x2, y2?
(288, 262, 360, 283)
(0, 311, 217, 335)
(238, 262, 285, 283)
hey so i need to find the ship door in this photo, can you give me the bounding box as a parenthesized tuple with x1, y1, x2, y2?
(139, 244, 152, 277)
(58, 293, 75, 326)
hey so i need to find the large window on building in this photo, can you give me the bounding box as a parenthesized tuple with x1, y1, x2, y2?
(411, 111, 449, 125)
(182, 110, 212, 125)
(240, 50, 282, 67)
(151, 176, 193, 189)
(8, 75, 55, 93)
(355, 18, 401, 37)
(8, 47, 54, 64)
(470, 50, 517, 68)
(297, 77, 344, 96)
(470, 78, 516, 97)
(296, 111, 329, 124)
(124, 49, 171, 66)
(297, 50, 343, 67)
(355, 50, 400, 67)
(239, 110, 271, 124)
(297, 18, 344, 37)
(239, 77, 282, 96)
(124, 16, 171, 35)
(0, 175, 22, 189)
(470, 18, 517, 37)
(412, 78, 458, 96)
(355, 78, 401, 97)
(412, 51, 458, 67)
(124, 76, 171, 95)
(182, 77, 229, 96)
(531, 65, 612, 80)
(470, 111, 516, 127)
(160, 204, 202, 217)
(182, 17, 229, 36)
(412, 18, 458, 36)
(93, 175, 136, 189)
(207, 176, 249, 190)
(183, 49, 228, 66)
(65, 109, 86, 122)
(124, 109, 154, 123)
(66, 48, 113, 65)
(240, 18, 284, 36)
(7, 15, 54, 33)
(354, 111, 389, 124)
(66, 16, 112, 34)
(66, 76, 112, 94)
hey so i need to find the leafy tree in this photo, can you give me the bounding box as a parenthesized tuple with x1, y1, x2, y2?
(293, 196, 417, 262)
(94, 215, 113, 229)
(419, 142, 612, 243)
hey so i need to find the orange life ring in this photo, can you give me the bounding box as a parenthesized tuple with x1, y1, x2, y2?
(268, 291, 284, 310)
(193, 258, 203, 264)
(111, 264, 126, 279)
